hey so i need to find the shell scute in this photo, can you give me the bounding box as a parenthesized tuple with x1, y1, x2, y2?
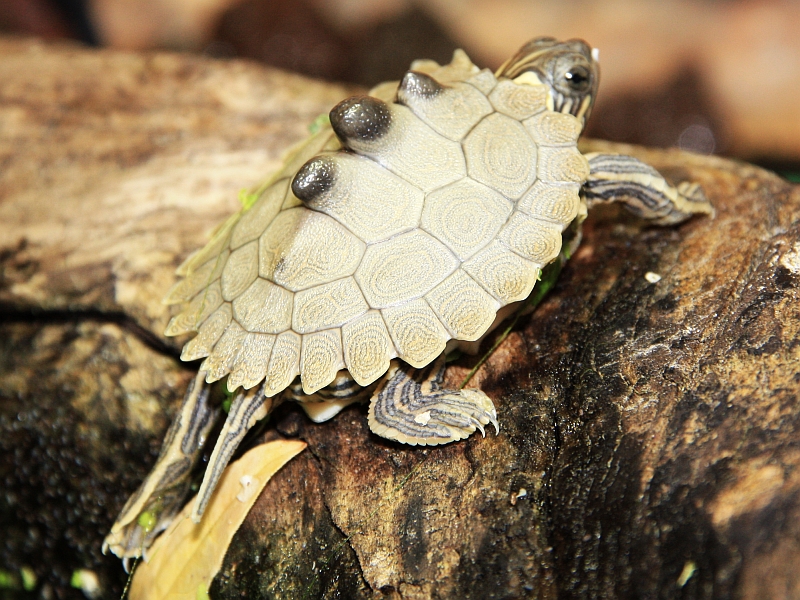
(499, 212, 563, 265)
(538, 147, 590, 184)
(263, 331, 301, 397)
(382, 299, 449, 368)
(230, 178, 289, 249)
(341, 310, 394, 386)
(524, 111, 582, 146)
(258, 208, 365, 291)
(463, 241, 540, 303)
(518, 181, 581, 224)
(292, 277, 369, 334)
(202, 320, 246, 382)
(355, 230, 459, 308)
(232, 277, 293, 334)
(221, 240, 259, 301)
(398, 78, 493, 142)
(165, 280, 224, 336)
(300, 329, 345, 394)
(421, 178, 513, 260)
(180, 304, 233, 362)
(425, 269, 499, 341)
(227, 332, 276, 391)
(297, 152, 424, 243)
(488, 79, 548, 121)
(463, 113, 538, 199)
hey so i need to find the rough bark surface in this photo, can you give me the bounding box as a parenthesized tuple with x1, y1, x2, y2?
(1, 38, 798, 600)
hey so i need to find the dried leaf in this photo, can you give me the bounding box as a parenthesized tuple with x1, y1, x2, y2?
(129, 439, 307, 599)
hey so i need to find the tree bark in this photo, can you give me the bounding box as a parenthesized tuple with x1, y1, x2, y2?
(1, 38, 798, 600)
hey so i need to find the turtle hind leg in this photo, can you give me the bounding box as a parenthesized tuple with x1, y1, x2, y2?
(190, 385, 278, 522)
(368, 358, 498, 446)
(583, 152, 714, 225)
(103, 371, 218, 561)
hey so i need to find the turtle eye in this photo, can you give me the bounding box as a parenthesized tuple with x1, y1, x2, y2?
(564, 65, 591, 91)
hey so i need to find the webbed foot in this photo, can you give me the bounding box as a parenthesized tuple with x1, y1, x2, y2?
(368, 358, 498, 445)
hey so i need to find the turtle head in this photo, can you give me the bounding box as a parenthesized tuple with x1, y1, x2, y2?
(497, 37, 599, 129)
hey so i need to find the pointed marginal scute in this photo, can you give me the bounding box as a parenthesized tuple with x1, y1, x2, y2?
(230, 178, 290, 250)
(232, 277, 293, 334)
(488, 79, 548, 121)
(382, 298, 449, 368)
(164, 249, 229, 305)
(342, 310, 395, 386)
(498, 211, 563, 265)
(227, 332, 276, 391)
(180, 303, 233, 361)
(355, 229, 459, 309)
(538, 147, 590, 184)
(221, 240, 259, 301)
(291, 155, 337, 204)
(292, 277, 369, 334)
(425, 269, 500, 341)
(463, 112, 538, 200)
(421, 178, 513, 260)
(330, 95, 393, 146)
(297, 152, 425, 244)
(165, 280, 223, 336)
(518, 181, 581, 225)
(201, 320, 247, 383)
(300, 329, 344, 394)
(398, 76, 492, 142)
(463, 241, 540, 304)
(263, 331, 301, 397)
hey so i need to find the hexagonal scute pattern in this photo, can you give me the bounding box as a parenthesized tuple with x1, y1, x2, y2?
(464, 113, 538, 199)
(498, 212, 564, 265)
(421, 178, 513, 260)
(300, 329, 344, 394)
(355, 229, 459, 308)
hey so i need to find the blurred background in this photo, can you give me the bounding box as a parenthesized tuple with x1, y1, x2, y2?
(1, 0, 798, 174)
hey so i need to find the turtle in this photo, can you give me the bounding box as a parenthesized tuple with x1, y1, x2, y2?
(104, 36, 713, 560)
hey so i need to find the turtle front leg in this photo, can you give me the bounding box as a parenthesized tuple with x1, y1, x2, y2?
(368, 358, 498, 445)
(103, 370, 217, 562)
(583, 152, 714, 225)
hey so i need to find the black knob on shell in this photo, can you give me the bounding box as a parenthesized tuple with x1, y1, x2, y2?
(398, 71, 443, 104)
(291, 156, 337, 203)
(329, 96, 392, 144)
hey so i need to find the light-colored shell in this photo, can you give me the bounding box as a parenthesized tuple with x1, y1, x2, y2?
(165, 50, 588, 396)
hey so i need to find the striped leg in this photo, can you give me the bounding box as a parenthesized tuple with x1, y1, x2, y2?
(583, 153, 714, 225)
(191, 386, 278, 522)
(368, 358, 498, 446)
(104, 371, 217, 562)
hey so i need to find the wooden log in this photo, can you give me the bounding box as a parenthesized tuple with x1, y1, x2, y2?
(0, 38, 798, 599)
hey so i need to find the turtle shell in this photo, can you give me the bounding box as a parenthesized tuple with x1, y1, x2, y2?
(164, 50, 589, 396)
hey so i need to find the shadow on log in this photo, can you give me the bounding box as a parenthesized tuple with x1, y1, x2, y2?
(0, 38, 798, 600)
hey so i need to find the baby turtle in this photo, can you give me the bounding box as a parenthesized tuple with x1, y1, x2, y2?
(105, 37, 712, 560)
